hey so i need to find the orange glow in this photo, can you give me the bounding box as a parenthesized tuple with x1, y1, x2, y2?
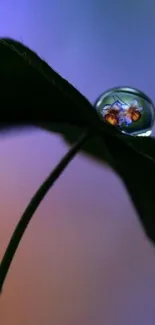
(104, 113, 118, 126)
(126, 107, 141, 122)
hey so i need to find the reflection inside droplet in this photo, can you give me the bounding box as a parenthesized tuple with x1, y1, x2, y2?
(94, 87, 155, 136)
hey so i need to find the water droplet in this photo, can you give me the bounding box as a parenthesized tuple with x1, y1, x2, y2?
(94, 87, 155, 136)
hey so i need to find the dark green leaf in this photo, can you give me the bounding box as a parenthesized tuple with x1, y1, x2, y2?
(0, 38, 99, 130)
(0, 38, 155, 244)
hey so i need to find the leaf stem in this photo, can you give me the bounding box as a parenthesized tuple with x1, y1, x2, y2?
(0, 129, 91, 294)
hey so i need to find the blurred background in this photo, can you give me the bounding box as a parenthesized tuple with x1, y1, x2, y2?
(0, 0, 155, 324)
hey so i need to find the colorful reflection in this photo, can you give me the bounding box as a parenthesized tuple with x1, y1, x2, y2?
(101, 99, 143, 127)
(95, 87, 155, 136)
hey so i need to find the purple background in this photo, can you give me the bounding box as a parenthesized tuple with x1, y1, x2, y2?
(0, 0, 155, 324)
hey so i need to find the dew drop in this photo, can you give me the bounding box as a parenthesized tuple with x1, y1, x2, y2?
(95, 87, 155, 136)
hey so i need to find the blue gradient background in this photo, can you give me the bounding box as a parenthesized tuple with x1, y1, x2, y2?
(0, 0, 155, 324)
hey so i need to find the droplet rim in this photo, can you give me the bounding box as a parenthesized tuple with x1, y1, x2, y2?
(94, 86, 154, 108)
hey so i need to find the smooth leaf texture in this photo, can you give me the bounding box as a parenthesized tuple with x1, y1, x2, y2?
(0, 38, 101, 131)
(0, 37, 155, 244)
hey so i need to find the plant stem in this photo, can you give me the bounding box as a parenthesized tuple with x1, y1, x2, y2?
(0, 129, 91, 294)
